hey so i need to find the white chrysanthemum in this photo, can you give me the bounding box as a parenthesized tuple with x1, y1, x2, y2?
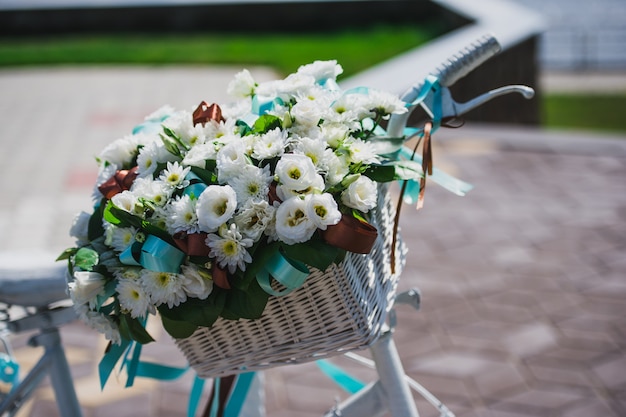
(251, 128, 287, 160)
(180, 264, 214, 300)
(297, 60, 343, 83)
(275, 196, 317, 245)
(341, 175, 378, 213)
(105, 225, 138, 252)
(68, 271, 106, 309)
(140, 270, 187, 309)
(325, 153, 350, 186)
(113, 266, 143, 281)
(69, 211, 91, 245)
(329, 93, 373, 123)
(292, 136, 330, 170)
(221, 99, 252, 121)
(130, 177, 172, 207)
(305, 193, 342, 230)
(256, 73, 316, 99)
(227, 69, 257, 98)
(196, 184, 238, 232)
(364, 89, 408, 116)
(159, 161, 191, 190)
(84, 310, 121, 345)
(98, 134, 140, 168)
(162, 110, 205, 146)
(343, 137, 381, 165)
(182, 142, 219, 168)
(228, 165, 272, 205)
(319, 123, 349, 149)
(111, 190, 142, 216)
(216, 140, 250, 183)
(166, 194, 199, 234)
(136, 140, 178, 178)
(233, 199, 276, 241)
(206, 224, 253, 273)
(116, 278, 151, 319)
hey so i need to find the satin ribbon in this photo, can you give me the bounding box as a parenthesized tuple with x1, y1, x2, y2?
(321, 214, 378, 254)
(251, 95, 284, 115)
(132, 114, 170, 135)
(316, 359, 366, 394)
(119, 235, 185, 273)
(193, 101, 224, 126)
(173, 231, 211, 257)
(256, 249, 309, 296)
(98, 166, 139, 200)
(212, 262, 231, 290)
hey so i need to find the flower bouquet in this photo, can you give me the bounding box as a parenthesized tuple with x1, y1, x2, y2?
(61, 61, 426, 377)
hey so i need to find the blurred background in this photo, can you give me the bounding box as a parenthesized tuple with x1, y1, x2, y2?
(0, 0, 625, 416)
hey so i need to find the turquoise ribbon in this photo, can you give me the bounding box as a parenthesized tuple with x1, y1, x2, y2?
(183, 172, 208, 199)
(316, 359, 366, 394)
(256, 250, 310, 296)
(132, 114, 170, 135)
(98, 338, 132, 389)
(0, 353, 19, 389)
(224, 372, 257, 417)
(252, 95, 284, 115)
(119, 235, 185, 273)
(188, 375, 206, 417)
(398, 146, 473, 198)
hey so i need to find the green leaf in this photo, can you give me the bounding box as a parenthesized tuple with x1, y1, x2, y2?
(56, 247, 78, 262)
(104, 201, 143, 229)
(221, 279, 270, 320)
(88, 200, 106, 241)
(120, 315, 155, 344)
(74, 247, 99, 271)
(364, 160, 423, 182)
(282, 239, 339, 271)
(160, 315, 198, 339)
(252, 114, 282, 134)
(158, 290, 226, 328)
(190, 165, 217, 185)
(160, 132, 183, 157)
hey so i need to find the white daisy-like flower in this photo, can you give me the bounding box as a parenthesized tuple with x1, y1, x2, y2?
(112, 266, 143, 281)
(166, 194, 199, 234)
(251, 128, 287, 160)
(343, 137, 381, 165)
(131, 177, 172, 207)
(140, 269, 187, 309)
(162, 110, 204, 147)
(227, 69, 257, 98)
(297, 60, 343, 84)
(105, 225, 138, 252)
(196, 184, 238, 232)
(305, 193, 342, 230)
(180, 264, 214, 300)
(182, 142, 219, 168)
(116, 278, 151, 319)
(319, 123, 349, 149)
(69, 211, 91, 246)
(206, 223, 253, 273)
(98, 134, 141, 168)
(290, 95, 329, 128)
(293, 136, 330, 170)
(136, 140, 178, 178)
(159, 161, 191, 190)
(364, 89, 408, 116)
(84, 310, 121, 345)
(68, 271, 106, 309)
(233, 199, 276, 241)
(216, 140, 250, 183)
(256, 73, 316, 100)
(341, 175, 378, 213)
(228, 165, 272, 205)
(274, 196, 317, 245)
(329, 93, 373, 123)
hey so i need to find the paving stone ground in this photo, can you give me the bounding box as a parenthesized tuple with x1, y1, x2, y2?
(1, 67, 625, 417)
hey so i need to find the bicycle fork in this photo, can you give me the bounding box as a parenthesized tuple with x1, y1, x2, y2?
(324, 330, 419, 417)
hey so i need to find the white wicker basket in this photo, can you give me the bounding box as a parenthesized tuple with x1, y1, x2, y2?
(175, 185, 405, 378)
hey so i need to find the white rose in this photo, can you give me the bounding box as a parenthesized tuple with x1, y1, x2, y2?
(341, 176, 378, 213)
(196, 185, 237, 232)
(180, 264, 214, 300)
(68, 271, 106, 308)
(275, 197, 317, 245)
(297, 60, 343, 84)
(305, 193, 342, 230)
(216, 140, 250, 183)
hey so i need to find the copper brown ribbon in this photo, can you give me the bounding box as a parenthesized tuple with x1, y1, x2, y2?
(211, 262, 231, 290)
(193, 101, 225, 126)
(321, 214, 378, 254)
(173, 231, 211, 257)
(98, 166, 139, 200)
(391, 121, 433, 273)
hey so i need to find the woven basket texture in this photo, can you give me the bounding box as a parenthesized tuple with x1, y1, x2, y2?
(175, 185, 406, 378)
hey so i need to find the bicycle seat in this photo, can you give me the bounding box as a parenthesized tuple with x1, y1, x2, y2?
(0, 251, 69, 308)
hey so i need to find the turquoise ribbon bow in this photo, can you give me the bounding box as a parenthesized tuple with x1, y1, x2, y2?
(256, 249, 310, 296)
(119, 235, 186, 273)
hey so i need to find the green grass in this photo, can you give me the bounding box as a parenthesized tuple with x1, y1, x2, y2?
(543, 94, 626, 134)
(0, 24, 445, 77)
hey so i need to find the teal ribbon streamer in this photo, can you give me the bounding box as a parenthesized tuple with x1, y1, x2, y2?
(209, 377, 221, 417)
(140, 235, 186, 273)
(316, 360, 366, 394)
(188, 375, 206, 417)
(98, 338, 131, 389)
(256, 250, 310, 296)
(224, 372, 257, 417)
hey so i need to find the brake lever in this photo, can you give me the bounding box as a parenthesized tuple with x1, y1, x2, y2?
(442, 84, 535, 119)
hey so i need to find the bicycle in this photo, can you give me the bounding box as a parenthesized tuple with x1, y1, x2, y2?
(0, 34, 534, 417)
